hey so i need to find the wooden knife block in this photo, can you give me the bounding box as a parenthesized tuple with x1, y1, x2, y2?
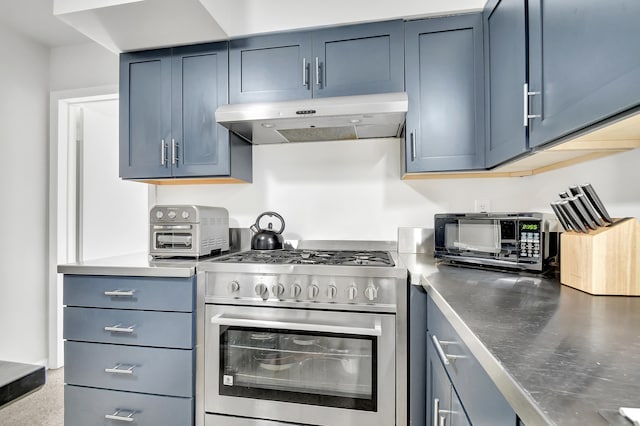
(560, 217, 640, 295)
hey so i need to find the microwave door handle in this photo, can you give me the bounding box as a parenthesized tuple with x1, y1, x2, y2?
(210, 314, 382, 337)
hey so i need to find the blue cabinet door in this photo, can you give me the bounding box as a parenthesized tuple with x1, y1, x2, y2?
(484, 0, 529, 167)
(405, 15, 485, 173)
(119, 49, 172, 179)
(426, 336, 453, 426)
(229, 32, 313, 104)
(312, 20, 404, 98)
(171, 42, 230, 177)
(528, 0, 640, 147)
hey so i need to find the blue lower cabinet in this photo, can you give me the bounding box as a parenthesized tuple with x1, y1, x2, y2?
(64, 341, 193, 397)
(64, 385, 193, 426)
(63, 274, 196, 426)
(427, 295, 517, 425)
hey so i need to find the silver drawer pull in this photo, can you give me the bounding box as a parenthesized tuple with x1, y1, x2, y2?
(104, 324, 135, 333)
(432, 335, 465, 365)
(105, 364, 135, 375)
(105, 409, 136, 422)
(104, 290, 135, 297)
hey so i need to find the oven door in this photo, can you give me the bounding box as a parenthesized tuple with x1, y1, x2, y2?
(205, 305, 395, 426)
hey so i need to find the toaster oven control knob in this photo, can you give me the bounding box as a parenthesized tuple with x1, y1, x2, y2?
(348, 285, 358, 301)
(181, 210, 190, 219)
(167, 210, 177, 219)
(291, 283, 302, 298)
(255, 284, 269, 299)
(272, 283, 285, 298)
(328, 285, 338, 300)
(308, 284, 319, 299)
(364, 285, 378, 302)
(228, 280, 240, 294)
(155, 210, 164, 219)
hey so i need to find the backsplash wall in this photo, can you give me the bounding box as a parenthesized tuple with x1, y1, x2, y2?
(154, 138, 640, 241)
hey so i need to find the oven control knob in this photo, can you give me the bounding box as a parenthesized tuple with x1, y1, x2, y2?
(348, 285, 358, 301)
(255, 284, 269, 299)
(291, 283, 302, 299)
(181, 210, 190, 219)
(155, 210, 164, 219)
(167, 210, 177, 219)
(272, 283, 285, 298)
(364, 285, 378, 302)
(308, 284, 319, 299)
(328, 285, 338, 300)
(228, 280, 240, 294)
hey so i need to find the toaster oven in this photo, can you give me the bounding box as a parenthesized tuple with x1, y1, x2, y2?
(149, 205, 229, 258)
(434, 212, 558, 272)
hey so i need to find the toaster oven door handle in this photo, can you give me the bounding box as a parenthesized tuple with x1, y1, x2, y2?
(210, 314, 382, 337)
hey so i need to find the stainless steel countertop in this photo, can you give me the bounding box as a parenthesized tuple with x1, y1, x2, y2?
(57, 252, 198, 277)
(399, 253, 640, 426)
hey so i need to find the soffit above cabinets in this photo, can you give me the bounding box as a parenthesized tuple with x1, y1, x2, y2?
(53, 0, 486, 53)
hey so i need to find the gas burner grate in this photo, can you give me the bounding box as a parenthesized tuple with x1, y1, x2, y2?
(216, 249, 395, 267)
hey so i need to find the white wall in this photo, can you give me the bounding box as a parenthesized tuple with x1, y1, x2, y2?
(0, 24, 50, 364)
(50, 41, 118, 91)
(155, 139, 640, 241)
(80, 99, 148, 260)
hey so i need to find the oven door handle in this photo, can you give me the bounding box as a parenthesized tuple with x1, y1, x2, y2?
(210, 314, 382, 337)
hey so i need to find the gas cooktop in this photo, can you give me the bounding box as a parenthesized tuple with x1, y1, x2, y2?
(214, 249, 395, 267)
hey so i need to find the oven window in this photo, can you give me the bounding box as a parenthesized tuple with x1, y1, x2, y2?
(219, 326, 377, 411)
(154, 232, 192, 249)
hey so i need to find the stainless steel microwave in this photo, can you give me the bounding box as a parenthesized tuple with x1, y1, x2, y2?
(434, 212, 558, 272)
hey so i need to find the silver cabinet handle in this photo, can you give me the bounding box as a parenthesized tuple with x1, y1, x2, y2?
(171, 139, 178, 165)
(104, 290, 135, 297)
(433, 397, 440, 426)
(105, 410, 136, 422)
(315, 57, 320, 86)
(104, 324, 135, 333)
(432, 335, 465, 365)
(410, 130, 417, 161)
(105, 364, 135, 375)
(523, 83, 541, 126)
(211, 313, 382, 337)
(161, 139, 166, 166)
(302, 57, 308, 87)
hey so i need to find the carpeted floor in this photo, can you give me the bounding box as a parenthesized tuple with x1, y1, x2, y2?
(0, 367, 64, 426)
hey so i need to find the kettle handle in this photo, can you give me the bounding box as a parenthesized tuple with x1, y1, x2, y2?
(252, 211, 286, 234)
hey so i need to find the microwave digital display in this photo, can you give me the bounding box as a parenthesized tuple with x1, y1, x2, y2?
(521, 223, 539, 231)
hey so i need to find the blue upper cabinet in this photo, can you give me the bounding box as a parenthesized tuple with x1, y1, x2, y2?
(527, 0, 640, 148)
(120, 42, 252, 182)
(120, 49, 172, 179)
(229, 32, 313, 104)
(404, 14, 485, 173)
(312, 20, 404, 98)
(483, 0, 529, 168)
(229, 21, 404, 104)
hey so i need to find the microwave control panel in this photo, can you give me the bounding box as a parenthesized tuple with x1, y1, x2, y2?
(518, 221, 541, 260)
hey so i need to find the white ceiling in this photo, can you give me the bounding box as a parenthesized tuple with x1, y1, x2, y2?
(0, 0, 487, 51)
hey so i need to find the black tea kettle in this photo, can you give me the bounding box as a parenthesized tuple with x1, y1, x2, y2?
(250, 211, 286, 250)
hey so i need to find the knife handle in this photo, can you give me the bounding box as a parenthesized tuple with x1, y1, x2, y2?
(580, 183, 613, 223)
(568, 196, 597, 230)
(550, 202, 572, 231)
(559, 199, 588, 233)
(575, 193, 605, 227)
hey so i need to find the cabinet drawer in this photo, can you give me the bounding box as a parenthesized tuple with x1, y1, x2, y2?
(427, 296, 516, 425)
(65, 385, 193, 426)
(64, 275, 195, 312)
(65, 341, 193, 397)
(64, 307, 193, 348)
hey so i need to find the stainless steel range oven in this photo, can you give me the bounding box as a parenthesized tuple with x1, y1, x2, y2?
(199, 245, 408, 426)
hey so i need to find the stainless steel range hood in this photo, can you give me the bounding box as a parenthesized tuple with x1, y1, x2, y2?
(215, 92, 408, 144)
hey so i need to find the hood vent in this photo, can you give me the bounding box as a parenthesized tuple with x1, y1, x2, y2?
(215, 92, 408, 144)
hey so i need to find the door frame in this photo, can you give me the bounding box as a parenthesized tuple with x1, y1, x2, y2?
(47, 86, 156, 368)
